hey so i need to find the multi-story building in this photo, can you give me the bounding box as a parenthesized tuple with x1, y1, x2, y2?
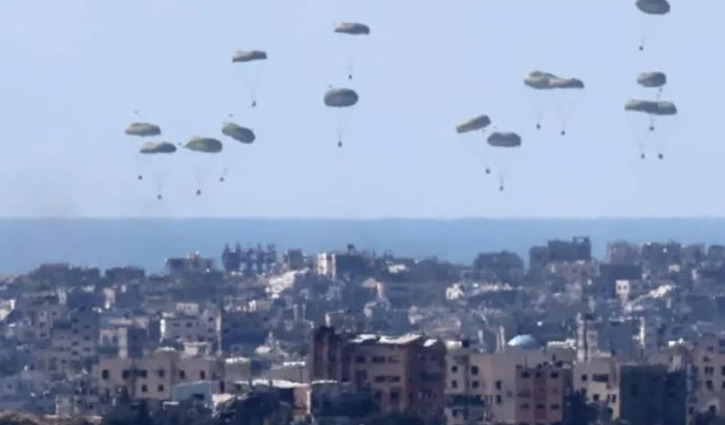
(618, 364, 686, 425)
(48, 307, 100, 372)
(514, 365, 572, 425)
(160, 311, 218, 344)
(310, 327, 445, 418)
(94, 348, 249, 409)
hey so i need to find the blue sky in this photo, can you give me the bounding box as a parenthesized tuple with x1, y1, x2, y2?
(0, 0, 720, 218)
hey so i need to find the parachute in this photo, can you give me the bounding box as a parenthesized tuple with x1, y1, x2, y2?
(324, 88, 359, 147)
(139, 141, 176, 154)
(488, 132, 522, 148)
(232, 50, 268, 108)
(222, 123, 256, 144)
(487, 132, 522, 191)
(636, 0, 671, 15)
(185, 137, 223, 153)
(635, 0, 670, 51)
(220, 122, 255, 182)
(525, 72, 585, 90)
(525, 71, 585, 135)
(457, 115, 493, 175)
(637, 72, 667, 89)
(335, 22, 371, 35)
(456, 115, 491, 134)
(137, 142, 176, 200)
(334, 22, 370, 80)
(125, 122, 161, 137)
(232, 50, 268, 63)
(184, 137, 224, 196)
(625, 100, 678, 159)
(324, 88, 359, 107)
(625, 100, 677, 116)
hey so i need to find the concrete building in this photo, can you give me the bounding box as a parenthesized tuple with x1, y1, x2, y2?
(472, 251, 525, 285)
(514, 364, 571, 425)
(310, 327, 445, 418)
(618, 365, 686, 425)
(160, 311, 218, 344)
(48, 308, 100, 372)
(94, 348, 247, 407)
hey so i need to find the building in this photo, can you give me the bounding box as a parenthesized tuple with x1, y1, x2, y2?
(472, 251, 525, 285)
(48, 308, 100, 372)
(94, 348, 234, 408)
(618, 364, 686, 425)
(514, 364, 571, 425)
(309, 327, 445, 418)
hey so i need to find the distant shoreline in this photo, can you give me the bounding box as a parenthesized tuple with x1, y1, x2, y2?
(2, 217, 725, 274)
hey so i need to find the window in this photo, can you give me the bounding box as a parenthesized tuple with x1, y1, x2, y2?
(179, 370, 186, 379)
(451, 380, 458, 389)
(550, 372, 559, 379)
(495, 381, 502, 391)
(157, 369, 165, 378)
(372, 356, 386, 364)
(551, 404, 560, 410)
(375, 376, 386, 383)
(521, 371, 531, 378)
(451, 365, 458, 373)
(536, 404, 545, 410)
(593, 394, 600, 402)
(520, 403, 530, 410)
(141, 385, 148, 393)
(581, 374, 588, 381)
(388, 376, 401, 383)
(200, 371, 206, 380)
(496, 395, 502, 404)
(388, 356, 400, 364)
(593, 374, 609, 383)
(158, 385, 165, 392)
(707, 380, 714, 391)
(355, 356, 366, 364)
(471, 366, 479, 375)
(122, 370, 131, 379)
(391, 391, 400, 403)
(472, 381, 480, 389)
(137, 369, 148, 378)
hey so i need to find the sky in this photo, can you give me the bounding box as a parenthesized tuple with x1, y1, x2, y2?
(0, 0, 721, 219)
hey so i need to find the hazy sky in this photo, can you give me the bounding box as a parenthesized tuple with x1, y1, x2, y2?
(0, 0, 721, 218)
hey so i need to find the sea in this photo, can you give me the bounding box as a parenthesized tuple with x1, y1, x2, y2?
(2, 218, 725, 274)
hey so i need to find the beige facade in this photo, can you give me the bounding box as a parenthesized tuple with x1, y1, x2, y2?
(514, 365, 570, 425)
(573, 356, 620, 415)
(443, 344, 575, 425)
(310, 328, 445, 418)
(95, 348, 229, 403)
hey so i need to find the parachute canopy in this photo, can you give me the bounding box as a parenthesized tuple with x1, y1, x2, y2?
(232, 50, 268, 63)
(525, 71, 585, 90)
(185, 137, 223, 153)
(636, 0, 671, 15)
(125, 122, 161, 137)
(139, 141, 176, 154)
(324, 88, 359, 108)
(625, 99, 678, 116)
(335, 22, 371, 35)
(637, 72, 667, 88)
(488, 132, 522, 148)
(222, 123, 256, 144)
(456, 115, 492, 134)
